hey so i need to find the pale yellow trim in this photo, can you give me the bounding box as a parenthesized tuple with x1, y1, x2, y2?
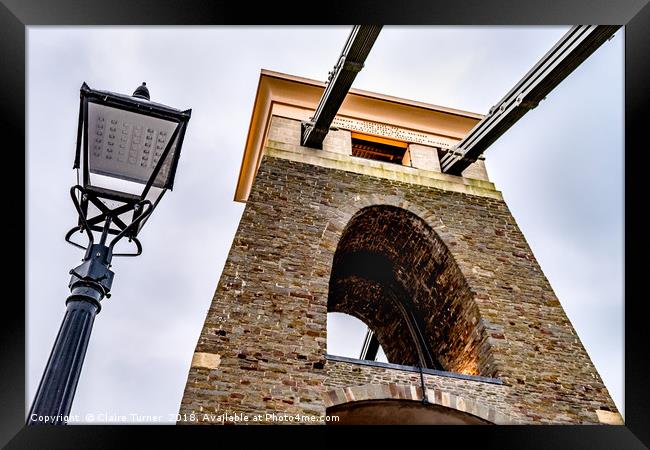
(235, 70, 484, 203)
(260, 69, 485, 119)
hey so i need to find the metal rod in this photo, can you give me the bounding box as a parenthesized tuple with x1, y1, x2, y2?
(359, 328, 380, 361)
(73, 96, 84, 170)
(440, 25, 620, 175)
(301, 25, 382, 149)
(418, 363, 429, 405)
(99, 215, 112, 246)
(81, 97, 90, 187)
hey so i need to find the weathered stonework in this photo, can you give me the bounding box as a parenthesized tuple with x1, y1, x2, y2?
(325, 358, 514, 424)
(179, 110, 621, 425)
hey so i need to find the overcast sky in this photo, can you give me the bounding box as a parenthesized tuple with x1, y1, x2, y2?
(27, 26, 624, 423)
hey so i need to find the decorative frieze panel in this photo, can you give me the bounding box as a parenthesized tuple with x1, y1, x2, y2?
(332, 116, 459, 149)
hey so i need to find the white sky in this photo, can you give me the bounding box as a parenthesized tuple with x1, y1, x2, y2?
(27, 26, 624, 423)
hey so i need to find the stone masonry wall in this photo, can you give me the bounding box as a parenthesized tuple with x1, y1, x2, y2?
(326, 358, 515, 424)
(179, 116, 620, 425)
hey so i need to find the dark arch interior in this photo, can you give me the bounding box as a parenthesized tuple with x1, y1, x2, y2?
(327, 400, 492, 425)
(327, 205, 487, 375)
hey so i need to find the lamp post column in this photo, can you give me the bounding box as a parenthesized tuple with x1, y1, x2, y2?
(28, 80, 190, 425)
(28, 229, 114, 425)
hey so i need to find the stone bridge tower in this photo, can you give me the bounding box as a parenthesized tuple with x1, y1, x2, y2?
(178, 70, 621, 425)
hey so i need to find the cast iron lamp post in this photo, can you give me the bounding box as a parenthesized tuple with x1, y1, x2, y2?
(27, 82, 191, 425)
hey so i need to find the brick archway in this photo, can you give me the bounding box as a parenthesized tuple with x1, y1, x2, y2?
(324, 383, 515, 424)
(323, 199, 492, 376)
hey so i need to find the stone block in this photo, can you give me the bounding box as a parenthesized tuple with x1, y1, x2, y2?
(191, 352, 221, 370)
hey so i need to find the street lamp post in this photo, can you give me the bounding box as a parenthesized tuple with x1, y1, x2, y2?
(28, 82, 191, 425)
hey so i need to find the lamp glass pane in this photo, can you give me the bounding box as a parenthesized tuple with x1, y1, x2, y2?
(87, 102, 180, 190)
(135, 185, 166, 234)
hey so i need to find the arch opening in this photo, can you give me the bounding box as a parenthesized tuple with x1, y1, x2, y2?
(327, 205, 487, 376)
(326, 400, 492, 425)
(327, 312, 388, 362)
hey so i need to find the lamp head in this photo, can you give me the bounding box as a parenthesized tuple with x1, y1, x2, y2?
(73, 82, 191, 239)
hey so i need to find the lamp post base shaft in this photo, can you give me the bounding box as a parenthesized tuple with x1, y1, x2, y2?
(27, 297, 99, 425)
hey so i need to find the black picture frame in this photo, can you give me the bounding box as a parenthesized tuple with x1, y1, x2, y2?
(2, 1, 648, 448)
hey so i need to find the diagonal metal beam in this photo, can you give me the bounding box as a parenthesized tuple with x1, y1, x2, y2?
(440, 25, 620, 175)
(301, 25, 382, 149)
(359, 328, 380, 361)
